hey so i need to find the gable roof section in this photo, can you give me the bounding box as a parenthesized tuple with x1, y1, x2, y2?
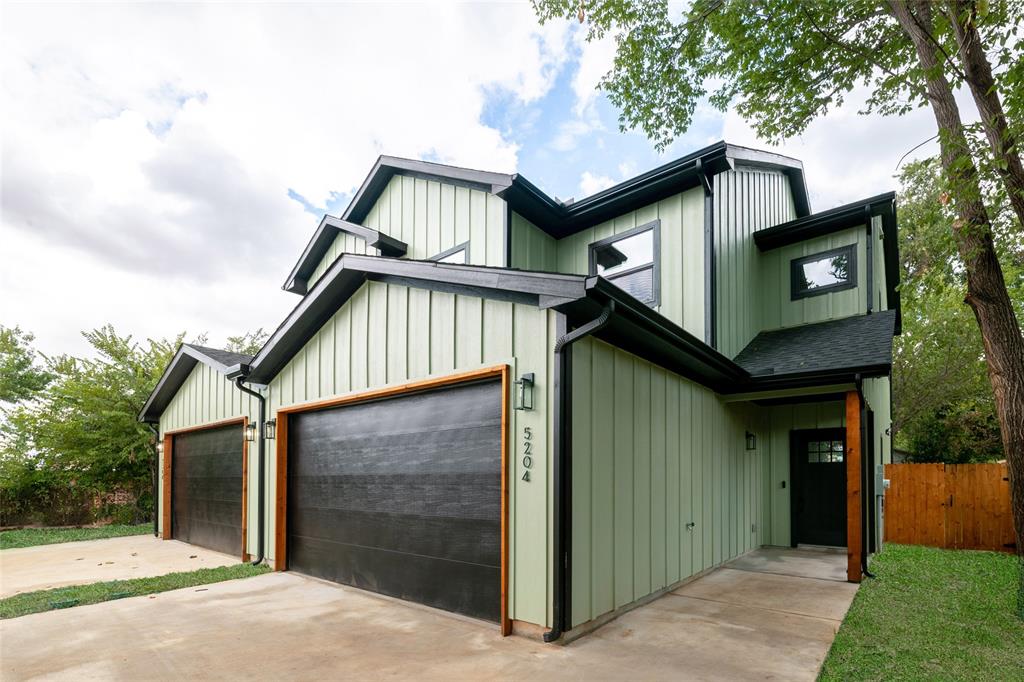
(754, 192, 901, 333)
(138, 344, 253, 423)
(733, 311, 896, 386)
(283, 216, 409, 295)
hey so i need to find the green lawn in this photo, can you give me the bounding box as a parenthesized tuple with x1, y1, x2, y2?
(0, 563, 269, 619)
(820, 543, 1024, 681)
(0, 524, 152, 550)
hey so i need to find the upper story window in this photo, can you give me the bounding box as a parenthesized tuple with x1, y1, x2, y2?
(431, 242, 469, 264)
(790, 245, 856, 300)
(589, 220, 660, 306)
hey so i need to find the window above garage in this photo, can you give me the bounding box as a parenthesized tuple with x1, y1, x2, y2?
(588, 220, 660, 306)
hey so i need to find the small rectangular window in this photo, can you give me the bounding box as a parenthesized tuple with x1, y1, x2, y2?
(430, 242, 468, 264)
(790, 245, 856, 300)
(589, 220, 660, 306)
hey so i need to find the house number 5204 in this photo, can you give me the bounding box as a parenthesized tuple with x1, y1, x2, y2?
(521, 426, 533, 482)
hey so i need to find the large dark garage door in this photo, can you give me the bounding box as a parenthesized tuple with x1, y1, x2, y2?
(287, 379, 502, 622)
(172, 423, 244, 557)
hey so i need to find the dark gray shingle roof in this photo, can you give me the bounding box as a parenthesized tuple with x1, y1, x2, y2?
(185, 344, 253, 368)
(734, 311, 895, 378)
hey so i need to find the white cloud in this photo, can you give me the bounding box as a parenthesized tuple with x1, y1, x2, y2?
(0, 3, 572, 357)
(579, 171, 617, 197)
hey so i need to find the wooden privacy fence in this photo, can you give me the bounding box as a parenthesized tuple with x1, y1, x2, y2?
(884, 462, 1016, 553)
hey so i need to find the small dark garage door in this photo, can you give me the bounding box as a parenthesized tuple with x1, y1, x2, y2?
(287, 379, 502, 622)
(172, 423, 244, 557)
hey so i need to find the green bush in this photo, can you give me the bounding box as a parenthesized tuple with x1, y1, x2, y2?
(106, 504, 136, 526)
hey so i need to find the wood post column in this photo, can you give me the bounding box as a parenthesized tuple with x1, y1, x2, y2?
(845, 391, 863, 583)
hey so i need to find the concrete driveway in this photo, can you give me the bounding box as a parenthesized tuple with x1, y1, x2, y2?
(1, 547, 857, 681)
(0, 536, 237, 598)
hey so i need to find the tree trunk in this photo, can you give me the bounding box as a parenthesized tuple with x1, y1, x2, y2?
(887, 1, 1024, 567)
(946, 0, 1024, 229)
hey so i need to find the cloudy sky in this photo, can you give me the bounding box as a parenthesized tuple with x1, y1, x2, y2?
(1, 2, 951, 358)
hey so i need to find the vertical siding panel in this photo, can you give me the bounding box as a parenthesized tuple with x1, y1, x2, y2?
(633, 362, 651, 598)
(666, 377, 681, 584)
(414, 178, 428, 261)
(454, 186, 471, 250)
(426, 181, 441, 258)
(488, 195, 507, 267)
(650, 369, 667, 590)
(454, 296, 483, 368)
(386, 284, 408, 384)
(400, 175, 415, 245)
(613, 350, 634, 608)
(440, 184, 456, 254)
(334, 306, 351, 394)
(350, 287, 369, 390)
(406, 288, 430, 378)
(587, 341, 614, 621)
(321, 318, 335, 398)
(570, 340, 593, 627)
(429, 292, 455, 374)
(367, 282, 388, 387)
(481, 300, 513, 362)
(469, 190, 487, 266)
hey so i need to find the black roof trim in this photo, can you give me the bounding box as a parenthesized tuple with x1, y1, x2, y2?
(753, 192, 901, 332)
(283, 216, 408, 295)
(138, 344, 253, 423)
(754, 192, 895, 250)
(343, 155, 514, 225)
(500, 141, 740, 238)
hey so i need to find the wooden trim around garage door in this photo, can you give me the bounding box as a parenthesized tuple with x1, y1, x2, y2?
(273, 364, 512, 635)
(161, 416, 249, 562)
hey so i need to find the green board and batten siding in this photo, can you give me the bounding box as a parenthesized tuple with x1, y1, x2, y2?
(715, 167, 797, 358)
(548, 187, 706, 340)
(510, 212, 557, 272)
(569, 337, 767, 628)
(307, 174, 508, 291)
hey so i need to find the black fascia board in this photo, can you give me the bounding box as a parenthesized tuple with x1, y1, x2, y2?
(501, 141, 736, 239)
(138, 344, 248, 423)
(342, 155, 513, 225)
(753, 192, 896, 251)
(283, 216, 409, 295)
(733, 363, 891, 394)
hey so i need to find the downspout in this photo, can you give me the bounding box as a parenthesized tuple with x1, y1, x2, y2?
(544, 301, 615, 644)
(144, 422, 160, 537)
(235, 377, 267, 566)
(865, 207, 874, 314)
(855, 374, 876, 579)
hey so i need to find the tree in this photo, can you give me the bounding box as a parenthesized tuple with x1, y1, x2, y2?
(892, 159, 1022, 463)
(534, 0, 1024, 572)
(225, 328, 268, 356)
(0, 326, 51, 405)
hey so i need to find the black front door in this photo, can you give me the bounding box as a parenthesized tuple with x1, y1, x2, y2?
(791, 428, 847, 547)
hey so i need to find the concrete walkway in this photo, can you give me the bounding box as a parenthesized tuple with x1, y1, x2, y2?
(0, 547, 857, 681)
(0, 536, 238, 597)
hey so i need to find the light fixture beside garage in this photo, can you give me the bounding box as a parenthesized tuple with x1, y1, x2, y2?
(264, 419, 277, 440)
(155, 440, 164, 455)
(514, 373, 535, 411)
(745, 431, 757, 451)
(244, 422, 257, 442)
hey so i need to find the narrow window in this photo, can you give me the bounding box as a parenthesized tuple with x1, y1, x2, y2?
(790, 245, 856, 300)
(430, 242, 469, 264)
(588, 220, 660, 306)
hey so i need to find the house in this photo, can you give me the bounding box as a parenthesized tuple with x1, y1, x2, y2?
(139, 141, 899, 641)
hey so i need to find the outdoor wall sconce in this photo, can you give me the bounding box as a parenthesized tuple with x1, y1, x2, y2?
(264, 419, 277, 440)
(244, 423, 257, 442)
(745, 431, 757, 451)
(156, 441, 164, 455)
(514, 373, 535, 411)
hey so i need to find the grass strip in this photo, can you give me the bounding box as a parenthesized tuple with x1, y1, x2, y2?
(1, 524, 152, 550)
(820, 543, 1024, 681)
(0, 563, 269, 619)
